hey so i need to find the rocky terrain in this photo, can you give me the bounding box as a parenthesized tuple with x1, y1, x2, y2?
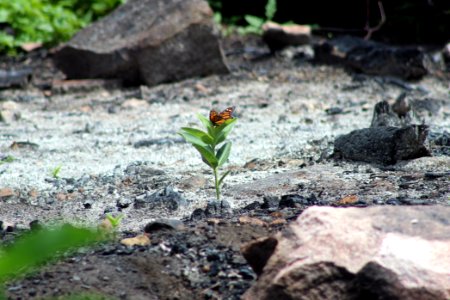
(0, 33, 449, 299)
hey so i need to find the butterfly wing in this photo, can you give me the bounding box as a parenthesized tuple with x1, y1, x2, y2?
(219, 107, 234, 121)
(209, 109, 222, 125)
(210, 107, 235, 126)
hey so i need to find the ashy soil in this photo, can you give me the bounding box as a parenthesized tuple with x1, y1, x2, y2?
(0, 36, 449, 299)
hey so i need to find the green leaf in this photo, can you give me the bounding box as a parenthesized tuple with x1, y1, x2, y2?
(106, 213, 123, 229)
(216, 141, 231, 167)
(196, 113, 214, 136)
(213, 12, 222, 24)
(179, 127, 213, 144)
(0, 225, 103, 282)
(178, 129, 208, 147)
(51, 164, 62, 178)
(0, 9, 9, 23)
(265, 0, 277, 21)
(244, 15, 264, 28)
(214, 118, 237, 145)
(193, 144, 218, 168)
(0, 155, 14, 165)
(218, 170, 231, 187)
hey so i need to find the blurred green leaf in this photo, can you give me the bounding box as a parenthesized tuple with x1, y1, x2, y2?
(213, 12, 222, 24)
(265, 0, 277, 21)
(0, 225, 103, 282)
(244, 15, 264, 28)
(0, 0, 125, 54)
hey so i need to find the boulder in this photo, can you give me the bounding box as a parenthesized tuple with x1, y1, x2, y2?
(53, 0, 229, 86)
(242, 206, 450, 300)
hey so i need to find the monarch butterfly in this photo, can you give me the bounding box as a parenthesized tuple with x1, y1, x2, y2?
(209, 106, 235, 126)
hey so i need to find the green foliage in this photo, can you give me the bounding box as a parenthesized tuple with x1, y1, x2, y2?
(0, 0, 125, 55)
(239, 0, 277, 35)
(178, 112, 237, 200)
(51, 164, 62, 178)
(0, 224, 105, 298)
(211, 0, 283, 36)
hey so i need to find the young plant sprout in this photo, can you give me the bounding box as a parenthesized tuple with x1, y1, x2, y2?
(105, 213, 123, 230)
(0, 155, 14, 165)
(51, 164, 62, 178)
(178, 107, 237, 200)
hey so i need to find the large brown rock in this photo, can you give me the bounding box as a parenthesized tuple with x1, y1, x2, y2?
(243, 206, 450, 300)
(53, 0, 229, 86)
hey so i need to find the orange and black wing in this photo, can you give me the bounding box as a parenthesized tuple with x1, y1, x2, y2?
(209, 109, 222, 125)
(210, 107, 235, 126)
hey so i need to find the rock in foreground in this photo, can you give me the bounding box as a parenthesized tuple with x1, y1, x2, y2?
(54, 0, 229, 86)
(243, 206, 450, 300)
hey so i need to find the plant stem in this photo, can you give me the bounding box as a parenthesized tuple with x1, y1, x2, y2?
(213, 167, 220, 200)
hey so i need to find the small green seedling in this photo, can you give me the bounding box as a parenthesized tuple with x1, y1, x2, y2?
(105, 213, 123, 230)
(178, 108, 237, 200)
(51, 165, 62, 179)
(0, 155, 14, 165)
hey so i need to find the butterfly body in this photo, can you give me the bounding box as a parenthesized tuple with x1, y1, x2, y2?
(209, 107, 235, 126)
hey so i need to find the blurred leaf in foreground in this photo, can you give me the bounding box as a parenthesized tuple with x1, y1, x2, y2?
(0, 224, 105, 283)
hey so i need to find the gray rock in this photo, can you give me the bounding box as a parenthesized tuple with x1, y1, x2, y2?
(53, 0, 229, 86)
(243, 206, 450, 300)
(314, 36, 431, 80)
(0, 68, 32, 88)
(140, 186, 187, 211)
(116, 198, 132, 209)
(370, 100, 402, 127)
(261, 196, 279, 209)
(334, 125, 430, 165)
(144, 218, 184, 233)
(205, 199, 231, 216)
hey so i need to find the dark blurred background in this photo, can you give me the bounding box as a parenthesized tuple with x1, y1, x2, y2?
(215, 0, 450, 44)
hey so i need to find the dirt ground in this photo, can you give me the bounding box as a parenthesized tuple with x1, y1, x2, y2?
(1, 36, 449, 299)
